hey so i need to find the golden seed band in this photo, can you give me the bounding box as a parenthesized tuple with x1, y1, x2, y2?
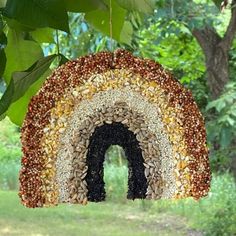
(20, 50, 210, 208)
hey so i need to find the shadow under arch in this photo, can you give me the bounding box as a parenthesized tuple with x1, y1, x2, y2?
(85, 122, 148, 202)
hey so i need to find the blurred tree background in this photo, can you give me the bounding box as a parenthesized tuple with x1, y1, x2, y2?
(0, 0, 236, 235)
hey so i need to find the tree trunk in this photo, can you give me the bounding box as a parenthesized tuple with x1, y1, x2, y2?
(231, 142, 236, 179)
(192, 1, 236, 98)
(192, 27, 230, 98)
(205, 43, 229, 99)
(192, 1, 236, 177)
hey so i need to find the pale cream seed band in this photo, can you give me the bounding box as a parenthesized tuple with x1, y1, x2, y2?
(20, 50, 211, 208)
(55, 91, 177, 203)
(41, 70, 192, 205)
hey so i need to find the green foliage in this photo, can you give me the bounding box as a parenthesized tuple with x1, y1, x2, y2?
(31, 28, 55, 44)
(0, 19, 7, 77)
(6, 68, 52, 125)
(209, 150, 231, 172)
(45, 14, 104, 59)
(0, 119, 235, 235)
(229, 39, 236, 79)
(119, 20, 133, 46)
(212, 0, 222, 8)
(186, 77, 209, 111)
(85, 0, 127, 42)
(139, 20, 205, 83)
(0, 117, 20, 190)
(205, 81, 236, 171)
(0, 0, 156, 125)
(104, 164, 128, 202)
(4, 29, 43, 84)
(0, 0, 6, 8)
(3, 0, 69, 32)
(0, 117, 20, 156)
(0, 46, 6, 77)
(168, 173, 236, 236)
(0, 160, 19, 190)
(105, 145, 126, 165)
(146, 173, 236, 236)
(104, 145, 128, 202)
(65, 0, 107, 12)
(0, 0, 231, 127)
(116, 0, 155, 13)
(155, 0, 220, 30)
(0, 0, 234, 127)
(206, 81, 236, 149)
(0, 55, 56, 124)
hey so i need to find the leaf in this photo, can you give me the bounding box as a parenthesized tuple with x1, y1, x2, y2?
(226, 116, 235, 126)
(206, 122, 218, 142)
(224, 94, 234, 104)
(212, 0, 222, 8)
(3, 0, 69, 32)
(7, 69, 51, 125)
(0, 15, 3, 31)
(180, 24, 191, 35)
(85, 0, 126, 42)
(231, 109, 236, 117)
(0, 55, 57, 119)
(0, 30, 7, 77)
(115, 0, 155, 14)
(0, 48, 6, 77)
(0, 31, 7, 45)
(4, 29, 43, 84)
(0, 112, 6, 120)
(206, 100, 218, 111)
(120, 21, 133, 46)
(220, 127, 232, 148)
(5, 18, 34, 31)
(215, 100, 226, 112)
(206, 99, 226, 112)
(65, 0, 107, 12)
(0, 0, 6, 8)
(31, 28, 55, 44)
(213, 0, 229, 10)
(218, 115, 229, 124)
(59, 53, 69, 65)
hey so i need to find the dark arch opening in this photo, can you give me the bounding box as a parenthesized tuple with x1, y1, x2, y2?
(85, 122, 147, 202)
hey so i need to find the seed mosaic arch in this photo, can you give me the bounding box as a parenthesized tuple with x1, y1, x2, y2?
(20, 49, 211, 208)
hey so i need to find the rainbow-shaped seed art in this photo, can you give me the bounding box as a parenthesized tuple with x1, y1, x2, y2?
(19, 50, 211, 208)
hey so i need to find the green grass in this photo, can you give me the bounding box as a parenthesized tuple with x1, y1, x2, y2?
(0, 173, 235, 236)
(1, 117, 236, 235)
(0, 191, 199, 236)
(150, 173, 236, 236)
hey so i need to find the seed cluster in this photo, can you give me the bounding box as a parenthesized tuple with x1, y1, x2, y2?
(65, 102, 170, 204)
(45, 76, 190, 205)
(20, 49, 210, 208)
(86, 122, 148, 201)
(42, 88, 176, 204)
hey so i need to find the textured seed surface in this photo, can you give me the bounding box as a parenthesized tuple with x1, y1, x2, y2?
(19, 49, 210, 208)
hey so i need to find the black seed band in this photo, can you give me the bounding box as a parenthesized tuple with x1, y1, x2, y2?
(86, 123, 148, 202)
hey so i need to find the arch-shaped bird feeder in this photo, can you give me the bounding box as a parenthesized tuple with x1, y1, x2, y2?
(19, 50, 211, 208)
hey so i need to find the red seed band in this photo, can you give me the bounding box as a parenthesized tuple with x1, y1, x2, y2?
(20, 50, 211, 207)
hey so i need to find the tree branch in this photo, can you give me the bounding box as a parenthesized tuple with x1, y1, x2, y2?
(222, 0, 236, 50)
(192, 27, 221, 57)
